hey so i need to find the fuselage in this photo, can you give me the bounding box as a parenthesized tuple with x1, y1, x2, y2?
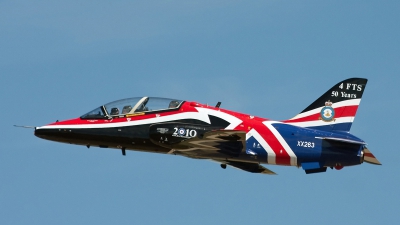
(35, 98, 365, 169)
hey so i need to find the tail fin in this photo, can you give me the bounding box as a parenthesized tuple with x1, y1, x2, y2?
(285, 78, 368, 132)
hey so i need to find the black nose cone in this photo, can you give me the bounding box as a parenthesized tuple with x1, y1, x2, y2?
(34, 128, 59, 141)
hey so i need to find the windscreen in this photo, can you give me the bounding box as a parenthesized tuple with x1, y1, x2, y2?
(81, 107, 106, 119)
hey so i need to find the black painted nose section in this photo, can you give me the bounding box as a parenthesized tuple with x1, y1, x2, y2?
(35, 128, 49, 138)
(34, 128, 62, 141)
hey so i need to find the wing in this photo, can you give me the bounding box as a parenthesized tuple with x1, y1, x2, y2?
(171, 130, 246, 159)
(169, 130, 276, 175)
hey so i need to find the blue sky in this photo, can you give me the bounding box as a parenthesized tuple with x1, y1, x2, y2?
(1, 1, 399, 224)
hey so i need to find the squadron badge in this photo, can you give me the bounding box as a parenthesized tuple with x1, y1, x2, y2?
(320, 100, 335, 122)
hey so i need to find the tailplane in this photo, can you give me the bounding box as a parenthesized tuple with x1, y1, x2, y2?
(285, 78, 368, 132)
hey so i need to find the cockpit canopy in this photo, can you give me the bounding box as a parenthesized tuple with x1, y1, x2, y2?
(81, 97, 183, 119)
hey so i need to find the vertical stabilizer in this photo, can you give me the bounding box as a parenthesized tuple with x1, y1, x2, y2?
(285, 78, 368, 132)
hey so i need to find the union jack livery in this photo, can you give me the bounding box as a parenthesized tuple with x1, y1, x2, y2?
(33, 78, 381, 174)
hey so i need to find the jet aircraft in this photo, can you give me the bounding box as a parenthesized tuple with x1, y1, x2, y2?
(34, 78, 381, 174)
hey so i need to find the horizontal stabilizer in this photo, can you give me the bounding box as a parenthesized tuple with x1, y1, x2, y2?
(363, 148, 382, 165)
(315, 137, 365, 145)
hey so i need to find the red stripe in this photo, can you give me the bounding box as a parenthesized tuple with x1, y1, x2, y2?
(364, 153, 375, 158)
(336, 105, 359, 118)
(253, 123, 291, 166)
(285, 105, 359, 123)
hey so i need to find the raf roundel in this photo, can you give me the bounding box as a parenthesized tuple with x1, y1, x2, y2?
(178, 128, 186, 136)
(320, 101, 335, 122)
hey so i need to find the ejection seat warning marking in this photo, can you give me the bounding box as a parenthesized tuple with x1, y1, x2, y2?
(172, 128, 197, 138)
(156, 128, 169, 134)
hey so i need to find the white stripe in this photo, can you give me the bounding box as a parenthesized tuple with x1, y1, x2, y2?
(290, 99, 361, 120)
(263, 121, 297, 166)
(37, 107, 243, 131)
(246, 129, 276, 164)
(195, 108, 243, 129)
(37, 111, 211, 130)
(286, 116, 355, 128)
